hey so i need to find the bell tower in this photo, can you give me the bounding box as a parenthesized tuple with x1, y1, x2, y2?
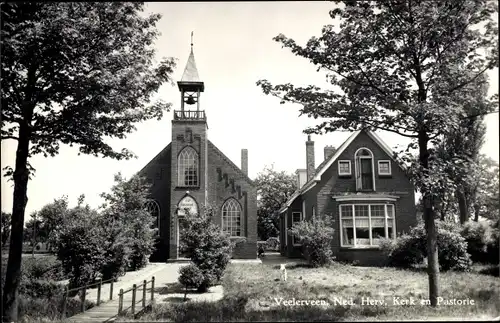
(169, 33, 209, 260)
(177, 32, 204, 116)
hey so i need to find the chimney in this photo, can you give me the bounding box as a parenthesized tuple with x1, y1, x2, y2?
(324, 145, 336, 161)
(296, 169, 307, 189)
(241, 149, 248, 176)
(306, 135, 315, 181)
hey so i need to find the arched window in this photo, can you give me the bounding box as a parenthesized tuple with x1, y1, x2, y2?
(145, 200, 160, 235)
(178, 146, 199, 187)
(354, 148, 375, 191)
(222, 198, 242, 237)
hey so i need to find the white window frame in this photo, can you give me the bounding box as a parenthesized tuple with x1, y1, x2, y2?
(291, 211, 303, 246)
(378, 160, 392, 175)
(177, 146, 199, 187)
(221, 198, 242, 237)
(339, 203, 396, 248)
(144, 200, 161, 236)
(338, 160, 352, 176)
(354, 148, 376, 191)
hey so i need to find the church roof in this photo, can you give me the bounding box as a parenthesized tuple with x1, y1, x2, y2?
(180, 48, 201, 83)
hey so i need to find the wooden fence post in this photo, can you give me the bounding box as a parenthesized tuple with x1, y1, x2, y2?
(150, 276, 155, 302)
(61, 286, 68, 319)
(131, 284, 137, 315)
(97, 278, 102, 306)
(110, 280, 114, 300)
(142, 280, 147, 308)
(81, 287, 87, 313)
(118, 289, 124, 315)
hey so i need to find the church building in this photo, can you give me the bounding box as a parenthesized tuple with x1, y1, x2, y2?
(138, 45, 257, 261)
(279, 130, 417, 265)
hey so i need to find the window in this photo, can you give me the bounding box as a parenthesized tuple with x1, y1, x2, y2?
(144, 200, 160, 236)
(222, 198, 242, 237)
(355, 148, 375, 191)
(338, 160, 351, 176)
(340, 204, 395, 247)
(178, 146, 198, 187)
(291, 212, 303, 245)
(378, 160, 391, 175)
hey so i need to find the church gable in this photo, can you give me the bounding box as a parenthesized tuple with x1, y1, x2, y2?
(207, 140, 254, 186)
(137, 143, 171, 193)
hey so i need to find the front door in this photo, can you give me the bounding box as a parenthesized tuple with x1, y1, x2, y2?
(177, 216, 190, 258)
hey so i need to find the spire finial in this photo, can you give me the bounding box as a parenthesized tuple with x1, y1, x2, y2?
(191, 31, 193, 49)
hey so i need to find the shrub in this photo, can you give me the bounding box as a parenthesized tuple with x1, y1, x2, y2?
(380, 234, 425, 268)
(289, 215, 335, 267)
(56, 211, 106, 290)
(179, 206, 233, 292)
(19, 279, 65, 298)
(266, 237, 280, 251)
(178, 264, 205, 300)
(460, 221, 494, 264)
(383, 221, 471, 271)
(100, 243, 130, 281)
(22, 256, 65, 281)
(18, 294, 94, 320)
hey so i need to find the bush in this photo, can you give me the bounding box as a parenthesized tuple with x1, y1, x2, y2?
(100, 244, 130, 281)
(289, 215, 335, 267)
(178, 264, 205, 300)
(380, 234, 425, 268)
(382, 221, 472, 271)
(56, 212, 106, 290)
(461, 221, 494, 264)
(19, 279, 65, 298)
(18, 294, 94, 320)
(179, 206, 233, 292)
(266, 237, 280, 251)
(22, 256, 66, 281)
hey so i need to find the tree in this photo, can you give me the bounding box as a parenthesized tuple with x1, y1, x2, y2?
(1, 3, 176, 320)
(100, 173, 157, 271)
(257, 0, 497, 306)
(179, 205, 233, 292)
(1, 212, 12, 246)
(255, 165, 297, 240)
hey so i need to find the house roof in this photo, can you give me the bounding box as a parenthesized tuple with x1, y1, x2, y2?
(279, 129, 404, 214)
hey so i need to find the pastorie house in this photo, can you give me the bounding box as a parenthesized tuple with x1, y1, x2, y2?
(138, 46, 258, 261)
(279, 130, 417, 265)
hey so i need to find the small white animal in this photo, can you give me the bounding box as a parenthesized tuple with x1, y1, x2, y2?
(280, 264, 287, 281)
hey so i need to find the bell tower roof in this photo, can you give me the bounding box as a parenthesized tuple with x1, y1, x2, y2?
(177, 32, 204, 92)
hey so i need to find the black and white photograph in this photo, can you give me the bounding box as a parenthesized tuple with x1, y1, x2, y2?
(1, 1, 499, 322)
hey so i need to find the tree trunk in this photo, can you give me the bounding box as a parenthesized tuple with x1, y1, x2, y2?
(473, 204, 480, 222)
(457, 189, 468, 224)
(2, 124, 31, 322)
(419, 132, 440, 307)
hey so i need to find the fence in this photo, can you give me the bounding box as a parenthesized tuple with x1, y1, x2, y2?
(61, 276, 116, 318)
(118, 276, 155, 317)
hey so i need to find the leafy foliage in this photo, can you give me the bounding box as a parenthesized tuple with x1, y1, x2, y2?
(55, 204, 105, 290)
(255, 166, 297, 240)
(289, 215, 335, 267)
(382, 221, 472, 272)
(460, 221, 496, 263)
(256, 0, 497, 305)
(178, 264, 205, 300)
(100, 173, 157, 271)
(1, 2, 175, 319)
(1, 212, 11, 245)
(179, 205, 233, 292)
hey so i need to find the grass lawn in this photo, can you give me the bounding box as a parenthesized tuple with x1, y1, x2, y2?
(138, 261, 500, 322)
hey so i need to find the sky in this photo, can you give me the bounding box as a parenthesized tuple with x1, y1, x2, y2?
(1, 2, 498, 220)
